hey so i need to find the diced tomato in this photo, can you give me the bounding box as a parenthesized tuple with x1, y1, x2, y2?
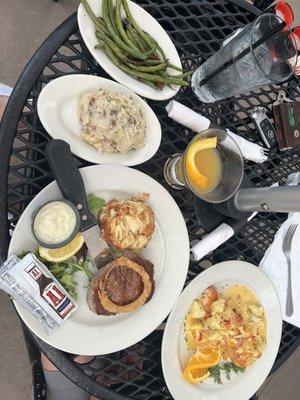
(195, 331, 202, 342)
(235, 313, 242, 324)
(224, 320, 231, 328)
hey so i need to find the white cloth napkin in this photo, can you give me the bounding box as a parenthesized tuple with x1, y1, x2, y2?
(260, 213, 300, 328)
(166, 100, 268, 163)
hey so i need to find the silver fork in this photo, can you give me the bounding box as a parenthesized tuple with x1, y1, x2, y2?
(282, 224, 298, 317)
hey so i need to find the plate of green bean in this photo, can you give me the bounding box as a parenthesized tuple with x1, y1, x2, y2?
(78, 0, 190, 100)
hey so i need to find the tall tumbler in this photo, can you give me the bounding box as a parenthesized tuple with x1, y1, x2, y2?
(191, 13, 298, 103)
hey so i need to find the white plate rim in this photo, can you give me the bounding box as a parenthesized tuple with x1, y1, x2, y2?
(77, 0, 182, 100)
(9, 165, 190, 355)
(161, 260, 282, 400)
(37, 74, 162, 166)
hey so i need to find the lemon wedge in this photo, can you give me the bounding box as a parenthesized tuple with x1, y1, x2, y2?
(39, 233, 84, 262)
(186, 137, 217, 189)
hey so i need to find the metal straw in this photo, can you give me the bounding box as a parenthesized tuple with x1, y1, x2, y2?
(198, 20, 286, 86)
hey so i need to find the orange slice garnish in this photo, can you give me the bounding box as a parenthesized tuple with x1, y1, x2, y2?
(183, 365, 210, 384)
(189, 348, 221, 367)
(185, 137, 217, 189)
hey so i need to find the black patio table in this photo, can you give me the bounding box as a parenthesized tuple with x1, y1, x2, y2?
(0, 1, 299, 399)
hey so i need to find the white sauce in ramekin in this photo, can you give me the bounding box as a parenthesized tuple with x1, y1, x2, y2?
(33, 201, 77, 245)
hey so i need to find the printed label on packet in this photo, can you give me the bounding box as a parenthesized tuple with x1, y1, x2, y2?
(23, 259, 76, 320)
(0, 256, 56, 332)
(0, 254, 77, 332)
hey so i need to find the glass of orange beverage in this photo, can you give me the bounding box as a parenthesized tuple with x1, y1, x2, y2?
(164, 128, 244, 203)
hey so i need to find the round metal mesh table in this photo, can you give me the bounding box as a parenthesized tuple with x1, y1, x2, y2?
(0, 1, 299, 399)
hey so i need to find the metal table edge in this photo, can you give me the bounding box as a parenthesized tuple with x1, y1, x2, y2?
(0, 1, 298, 398)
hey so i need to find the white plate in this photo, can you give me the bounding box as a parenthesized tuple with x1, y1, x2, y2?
(77, 0, 182, 100)
(9, 165, 190, 355)
(37, 74, 162, 166)
(162, 261, 282, 400)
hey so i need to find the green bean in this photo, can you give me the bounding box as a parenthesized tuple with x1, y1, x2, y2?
(126, 23, 147, 52)
(160, 70, 192, 79)
(166, 62, 183, 71)
(81, 0, 107, 33)
(96, 32, 128, 62)
(125, 28, 140, 50)
(96, 17, 107, 33)
(102, 0, 152, 60)
(128, 58, 164, 66)
(114, 0, 137, 50)
(171, 71, 193, 78)
(103, 39, 167, 74)
(122, 0, 156, 52)
(143, 31, 167, 62)
(124, 60, 167, 72)
(127, 23, 151, 52)
(103, 43, 189, 86)
(100, 41, 160, 89)
(107, 0, 118, 33)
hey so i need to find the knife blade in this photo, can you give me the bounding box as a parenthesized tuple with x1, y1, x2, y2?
(45, 139, 110, 266)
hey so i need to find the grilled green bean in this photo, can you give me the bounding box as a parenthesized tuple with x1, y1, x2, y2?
(81, 0, 107, 33)
(125, 28, 140, 50)
(102, 0, 151, 60)
(166, 62, 183, 71)
(103, 43, 189, 86)
(96, 18, 107, 33)
(126, 23, 147, 52)
(102, 39, 168, 75)
(143, 31, 167, 62)
(114, 0, 138, 49)
(160, 70, 192, 79)
(170, 71, 193, 78)
(122, 0, 155, 52)
(96, 32, 129, 62)
(101, 37, 164, 72)
(107, 0, 118, 33)
(127, 23, 151, 52)
(128, 58, 164, 66)
(124, 60, 167, 72)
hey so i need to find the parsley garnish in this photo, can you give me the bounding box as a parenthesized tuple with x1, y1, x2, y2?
(209, 365, 222, 385)
(208, 362, 245, 385)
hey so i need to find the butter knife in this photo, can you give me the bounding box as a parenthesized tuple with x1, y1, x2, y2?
(45, 139, 109, 266)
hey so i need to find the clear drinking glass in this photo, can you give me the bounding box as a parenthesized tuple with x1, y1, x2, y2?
(164, 128, 244, 203)
(191, 13, 298, 103)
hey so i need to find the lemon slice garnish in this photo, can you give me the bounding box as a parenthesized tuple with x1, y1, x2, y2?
(39, 233, 84, 262)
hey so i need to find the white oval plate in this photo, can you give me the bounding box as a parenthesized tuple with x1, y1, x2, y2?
(9, 165, 190, 355)
(37, 74, 162, 166)
(162, 261, 282, 400)
(77, 0, 182, 100)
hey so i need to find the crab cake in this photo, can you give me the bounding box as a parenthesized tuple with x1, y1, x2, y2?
(99, 194, 155, 251)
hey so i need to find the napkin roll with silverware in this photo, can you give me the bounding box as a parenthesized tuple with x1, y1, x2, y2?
(165, 100, 268, 163)
(260, 172, 300, 327)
